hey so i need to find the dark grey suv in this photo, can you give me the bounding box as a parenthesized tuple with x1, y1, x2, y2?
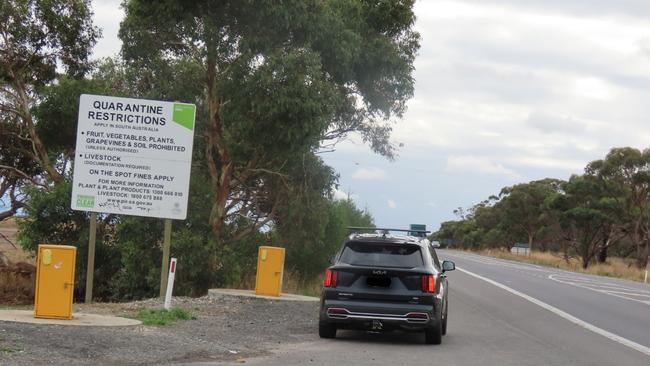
(318, 228, 455, 344)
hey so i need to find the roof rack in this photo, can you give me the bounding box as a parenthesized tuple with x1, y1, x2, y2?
(347, 227, 431, 235)
(348, 226, 431, 239)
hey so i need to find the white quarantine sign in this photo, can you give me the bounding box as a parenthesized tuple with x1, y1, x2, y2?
(71, 94, 196, 220)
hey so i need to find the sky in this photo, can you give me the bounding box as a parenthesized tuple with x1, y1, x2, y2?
(84, 0, 650, 231)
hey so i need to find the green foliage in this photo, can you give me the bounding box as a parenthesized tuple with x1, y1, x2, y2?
(278, 197, 376, 279)
(496, 179, 563, 249)
(112, 216, 164, 300)
(132, 307, 196, 326)
(271, 154, 374, 279)
(32, 76, 112, 156)
(118, 0, 419, 239)
(586, 147, 650, 268)
(0, 0, 99, 82)
(0, 346, 21, 354)
(17, 180, 121, 300)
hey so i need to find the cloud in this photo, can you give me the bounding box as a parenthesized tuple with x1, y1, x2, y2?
(91, 0, 124, 59)
(387, 199, 397, 209)
(445, 155, 522, 181)
(332, 188, 358, 201)
(526, 111, 587, 135)
(452, 0, 650, 19)
(352, 168, 387, 180)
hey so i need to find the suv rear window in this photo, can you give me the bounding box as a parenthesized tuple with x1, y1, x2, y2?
(339, 242, 423, 268)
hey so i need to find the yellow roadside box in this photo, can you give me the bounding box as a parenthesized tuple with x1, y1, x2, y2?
(34, 244, 77, 320)
(255, 246, 285, 297)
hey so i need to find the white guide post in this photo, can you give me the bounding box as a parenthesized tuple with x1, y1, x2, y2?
(164, 257, 177, 310)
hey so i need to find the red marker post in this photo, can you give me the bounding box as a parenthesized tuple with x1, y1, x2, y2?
(164, 258, 177, 310)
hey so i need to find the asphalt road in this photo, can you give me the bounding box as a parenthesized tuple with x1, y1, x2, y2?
(191, 250, 650, 366)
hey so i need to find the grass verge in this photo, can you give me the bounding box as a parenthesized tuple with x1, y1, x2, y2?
(131, 306, 196, 326)
(0, 346, 21, 354)
(473, 248, 647, 282)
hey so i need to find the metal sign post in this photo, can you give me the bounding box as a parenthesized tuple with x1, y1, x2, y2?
(160, 219, 172, 297)
(85, 212, 97, 303)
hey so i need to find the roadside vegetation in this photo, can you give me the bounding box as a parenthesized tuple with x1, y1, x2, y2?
(0, 1, 419, 303)
(0, 346, 22, 355)
(132, 307, 196, 326)
(432, 148, 650, 273)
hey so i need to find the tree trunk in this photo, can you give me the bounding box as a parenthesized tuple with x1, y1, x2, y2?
(581, 242, 590, 269)
(204, 58, 234, 239)
(209, 161, 233, 237)
(562, 242, 570, 264)
(597, 246, 608, 263)
(636, 242, 649, 269)
(527, 232, 534, 253)
(631, 220, 647, 269)
(14, 74, 62, 183)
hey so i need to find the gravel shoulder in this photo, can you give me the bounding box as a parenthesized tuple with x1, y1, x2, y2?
(0, 294, 319, 365)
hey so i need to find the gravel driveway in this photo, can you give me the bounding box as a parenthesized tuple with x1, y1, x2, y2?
(0, 294, 319, 365)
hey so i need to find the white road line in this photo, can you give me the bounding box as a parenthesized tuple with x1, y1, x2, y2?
(605, 291, 650, 298)
(548, 274, 650, 306)
(457, 267, 650, 358)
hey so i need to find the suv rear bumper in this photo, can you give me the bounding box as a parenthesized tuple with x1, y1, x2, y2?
(320, 298, 442, 332)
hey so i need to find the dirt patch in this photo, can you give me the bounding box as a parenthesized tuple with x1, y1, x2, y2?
(0, 294, 319, 365)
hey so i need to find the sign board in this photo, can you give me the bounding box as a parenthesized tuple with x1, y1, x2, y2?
(409, 224, 427, 237)
(71, 94, 196, 220)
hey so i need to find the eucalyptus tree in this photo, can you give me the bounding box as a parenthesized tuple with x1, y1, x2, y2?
(496, 178, 563, 251)
(119, 0, 420, 239)
(550, 175, 623, 269)
(0, 0, 99, 219)
(587, 147, 650, 268)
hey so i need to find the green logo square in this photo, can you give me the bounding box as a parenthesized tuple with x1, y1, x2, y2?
(76, 195, 95, 208)
(172, 103, 196, 130)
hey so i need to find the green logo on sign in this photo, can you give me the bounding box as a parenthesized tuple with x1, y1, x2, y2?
(76, 195, 95, 208)
(172, 103, 196, 130)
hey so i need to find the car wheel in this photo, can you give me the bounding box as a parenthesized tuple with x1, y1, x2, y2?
(442, 299, 448, 336)
(425, 323, 442, 344)
(319, 322, 337, 339)
(425, 307, 443, 345)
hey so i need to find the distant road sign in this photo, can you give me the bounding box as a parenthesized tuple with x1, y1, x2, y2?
(71, 94, 196, 219)
(409, 224, 427, 237)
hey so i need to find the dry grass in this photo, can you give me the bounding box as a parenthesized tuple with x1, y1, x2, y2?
(0, 219, 36, 305)
(0, 271, 35, 305)
(475, 248, 647, 282)
(282, 270, 322, 297)
(223, 270, 321, 297)
(0, 217, 32, 263)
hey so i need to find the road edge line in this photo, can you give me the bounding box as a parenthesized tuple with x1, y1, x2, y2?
(457, 267, 650, 357)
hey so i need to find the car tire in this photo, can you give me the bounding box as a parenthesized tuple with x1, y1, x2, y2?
(425, 322, 442, 344)
(442, 299, 448, 336)
(319, 323, 337, 339)
(425, 306, 443, 345)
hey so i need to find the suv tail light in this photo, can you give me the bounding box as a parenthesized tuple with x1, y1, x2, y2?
(324, 269, 338, 288)
(421, 274, 436, 293)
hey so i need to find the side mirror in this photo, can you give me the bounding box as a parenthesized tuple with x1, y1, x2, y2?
(329, 255, 336, 265)
(442, 260, 455, 272)
(431, 241, 441, 248)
